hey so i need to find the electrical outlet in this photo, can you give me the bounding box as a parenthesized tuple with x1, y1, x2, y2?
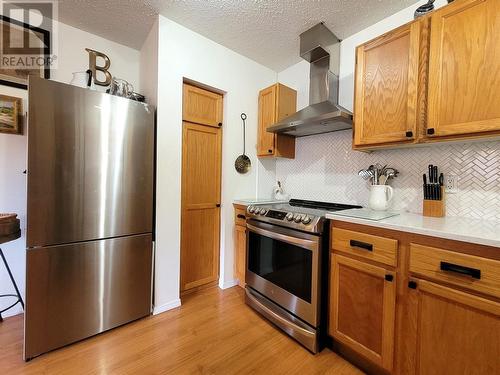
(445, 175, 459, 193)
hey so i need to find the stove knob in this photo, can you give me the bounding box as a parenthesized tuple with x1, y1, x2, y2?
(248, 206, 255, 214)
(254, 207, 261, 214)
(302, 215, 312, 224)
(294, 214, 302, 223)
(285, 212, 294, 221)
(260, 209, 267, 215)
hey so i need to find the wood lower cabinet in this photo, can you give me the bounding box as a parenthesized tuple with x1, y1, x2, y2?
(427, 0, 500, 139)
(409, 279, 500, 375)
(257, 83, 296, 158)
(234, 225, 246, 287)
(354, 20, 424, 148)
(329, 220, 500, 374)
(329, 253, 396, 371)
(233, 204, 247, 287)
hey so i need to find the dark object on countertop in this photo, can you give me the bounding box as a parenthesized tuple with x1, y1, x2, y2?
(422, 165, 445, 217)
(414, 0, 435, 18)
(0, 222, 23, 322)
(423, 165, 444, 201)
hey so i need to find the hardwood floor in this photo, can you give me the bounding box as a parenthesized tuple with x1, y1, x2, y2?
(0, 286, 363, 374)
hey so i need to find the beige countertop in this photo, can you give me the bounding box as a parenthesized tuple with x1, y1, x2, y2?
(326, 211, 500, 248)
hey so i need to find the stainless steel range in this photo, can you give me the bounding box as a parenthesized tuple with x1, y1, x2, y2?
(244, 199, 361, 353)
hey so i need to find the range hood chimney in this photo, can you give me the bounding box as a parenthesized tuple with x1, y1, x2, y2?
(267, 23, 353, 137)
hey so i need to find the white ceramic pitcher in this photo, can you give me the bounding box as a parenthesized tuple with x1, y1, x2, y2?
(69, 70, 95, 90)
(369, 185, 394, 211)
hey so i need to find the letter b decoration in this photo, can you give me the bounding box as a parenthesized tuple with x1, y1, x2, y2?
(85, 48, 112, 86)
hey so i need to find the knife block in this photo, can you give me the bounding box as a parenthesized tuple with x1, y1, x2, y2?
(423, 188, 445, 218)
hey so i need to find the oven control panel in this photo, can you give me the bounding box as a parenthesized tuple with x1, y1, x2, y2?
(265, 210, 287, 220)
(247, 206, 314, 226)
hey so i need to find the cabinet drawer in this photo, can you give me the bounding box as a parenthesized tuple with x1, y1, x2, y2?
(410, 244, 500, 299)
(234, 206, 247, 226)
(331, 228, 398, 267)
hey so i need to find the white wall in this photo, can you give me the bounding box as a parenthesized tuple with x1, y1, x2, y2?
(0, 21, 141, 318)
(273, 0, 500, 221)
(53, 21, 140, 90)
(139, 19, 159, 107)
(154, 16, 276, 313)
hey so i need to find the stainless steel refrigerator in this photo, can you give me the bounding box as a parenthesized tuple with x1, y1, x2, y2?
(24, 77, 155, 360)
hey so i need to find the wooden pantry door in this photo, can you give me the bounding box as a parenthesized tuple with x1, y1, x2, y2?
(180, 84, 222, 292)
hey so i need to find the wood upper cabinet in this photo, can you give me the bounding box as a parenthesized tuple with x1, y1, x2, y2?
(257, 83, 296, 158)
(183, 83, 223, 127)
(426, 0, 500, 138)
(354, 20, 425, 147)
(329, 253, 396, 371)
(353, 0, 500, 150)
(409, 279, 500, 375)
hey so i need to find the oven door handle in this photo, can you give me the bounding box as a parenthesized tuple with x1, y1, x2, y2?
(245, 287, 316, 340)
(246, 223, 318, 251)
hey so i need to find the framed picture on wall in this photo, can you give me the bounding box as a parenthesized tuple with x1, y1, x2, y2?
(0, 15, 51, 90)
(0, 94, 23, 134)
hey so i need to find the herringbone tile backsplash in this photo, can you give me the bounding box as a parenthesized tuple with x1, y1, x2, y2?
(274, 131, 500, 221)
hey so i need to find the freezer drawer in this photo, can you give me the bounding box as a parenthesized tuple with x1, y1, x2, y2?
(27, 77, 154, 247)
(24, 234, 153, 360)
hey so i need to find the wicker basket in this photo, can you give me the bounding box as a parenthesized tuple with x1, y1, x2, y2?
(0, 213, 17, 223)
(0, 214, 20, 237)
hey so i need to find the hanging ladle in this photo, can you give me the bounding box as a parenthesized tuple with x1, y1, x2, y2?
(235, 113, 251, 174)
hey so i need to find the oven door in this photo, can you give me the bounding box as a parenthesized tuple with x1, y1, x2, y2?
(246, 219, 320, 327)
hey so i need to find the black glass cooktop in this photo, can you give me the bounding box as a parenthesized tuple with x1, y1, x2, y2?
(288, 199, 362, 212)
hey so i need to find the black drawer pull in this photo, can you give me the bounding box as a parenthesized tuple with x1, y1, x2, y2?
(440, 262, 481, 279)
(405, 131, 413, 138)
(427, 128, 435, 135)
(349, 240, 373, 252)
(385, 274, 394, 282)
(237, 214, 246, 219)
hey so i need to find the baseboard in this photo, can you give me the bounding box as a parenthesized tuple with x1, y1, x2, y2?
(219, 278, 238, 289)
(152, 298, 181, 315)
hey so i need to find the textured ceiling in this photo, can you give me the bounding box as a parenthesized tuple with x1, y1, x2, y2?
(58, 0, 420, 71)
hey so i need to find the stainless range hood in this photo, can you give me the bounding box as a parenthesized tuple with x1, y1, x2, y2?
(268, 23, 352, 137)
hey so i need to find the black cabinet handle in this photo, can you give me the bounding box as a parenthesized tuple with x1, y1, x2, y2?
(427, 128, 435, 135)
(349, 240, 373, 252)
(268, 149, 273, 153)
(218, 122, 222, 127)
(237, 214, 246, 219)
(216, 204, 221, 208)
(408, 281, 417, 289)
(440, 262, 481, 279)
(385, 274, 394, 282)
(405, 131, 413, 138)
